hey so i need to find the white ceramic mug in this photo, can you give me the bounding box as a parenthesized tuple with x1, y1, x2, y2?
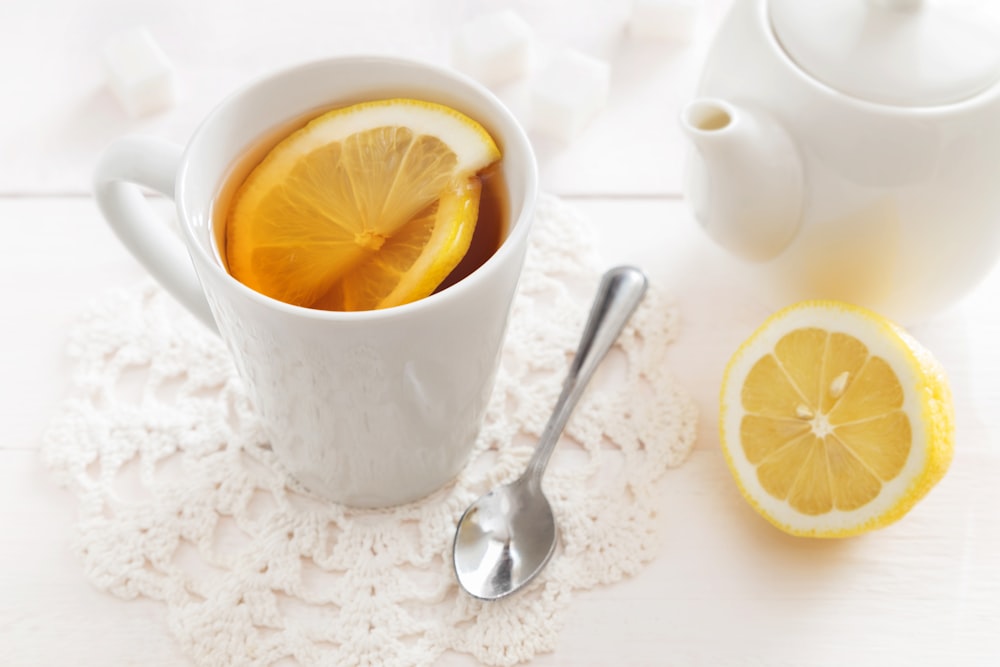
(93, 56, 538, 507)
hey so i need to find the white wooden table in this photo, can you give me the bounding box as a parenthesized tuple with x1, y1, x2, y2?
(3, 1, 999, 664)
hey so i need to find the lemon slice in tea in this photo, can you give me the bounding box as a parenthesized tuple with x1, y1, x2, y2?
(225, 98, 501, 310)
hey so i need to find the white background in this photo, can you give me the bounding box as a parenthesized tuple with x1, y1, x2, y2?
(2, 1, 999, 665)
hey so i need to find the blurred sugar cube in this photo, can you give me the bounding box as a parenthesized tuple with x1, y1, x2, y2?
(530, 50, 611, 142)
(629, 0, 699, 41)
(452, 10, 533, 86)
(102, 26, 178, 117)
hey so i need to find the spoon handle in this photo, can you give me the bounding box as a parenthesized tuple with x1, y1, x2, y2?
(524, 265, 648, 482)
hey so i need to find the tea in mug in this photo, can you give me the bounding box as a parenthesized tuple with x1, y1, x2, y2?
(214, 98, 507, 311)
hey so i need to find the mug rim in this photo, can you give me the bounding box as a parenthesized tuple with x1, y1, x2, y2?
(175, 55, 538, 322)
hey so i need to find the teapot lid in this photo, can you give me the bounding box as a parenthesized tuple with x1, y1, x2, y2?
(769, 0, 1000, 106)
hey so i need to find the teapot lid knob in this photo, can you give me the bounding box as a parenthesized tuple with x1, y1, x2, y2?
(769, 0, 1000, 106)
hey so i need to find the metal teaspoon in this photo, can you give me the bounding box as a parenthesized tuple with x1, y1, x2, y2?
(452, 265, 648, 600)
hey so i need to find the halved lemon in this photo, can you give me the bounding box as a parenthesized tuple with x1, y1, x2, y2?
(225, 98, 501, 310)
(719, 301, 954, 538)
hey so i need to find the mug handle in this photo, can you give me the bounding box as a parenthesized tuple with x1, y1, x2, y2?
(93, 136, 217, 331)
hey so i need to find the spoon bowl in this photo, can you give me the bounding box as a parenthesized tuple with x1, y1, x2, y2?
(454, 477, 556, 600)
(452, 266, 648, 600)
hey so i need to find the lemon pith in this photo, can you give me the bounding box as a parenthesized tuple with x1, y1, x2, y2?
(224, 98, 501, 311)
(719, 301, 954, 538)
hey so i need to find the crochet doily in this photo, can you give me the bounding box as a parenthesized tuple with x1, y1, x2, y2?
(42, 195, 697, 666)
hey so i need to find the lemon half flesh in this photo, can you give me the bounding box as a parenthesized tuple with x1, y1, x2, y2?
(720, 301, 954, 538)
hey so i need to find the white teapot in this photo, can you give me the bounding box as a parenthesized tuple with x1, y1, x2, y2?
(681, 0, 1000, 322)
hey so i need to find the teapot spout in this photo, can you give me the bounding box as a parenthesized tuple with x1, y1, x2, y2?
(680, 98, 803, 261)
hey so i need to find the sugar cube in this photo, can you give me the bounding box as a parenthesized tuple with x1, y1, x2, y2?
(452, 10, 533, 86)
(530, 50, 611, 142)
(102, 26, 178, 118)
(629, 0, 699, 42)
